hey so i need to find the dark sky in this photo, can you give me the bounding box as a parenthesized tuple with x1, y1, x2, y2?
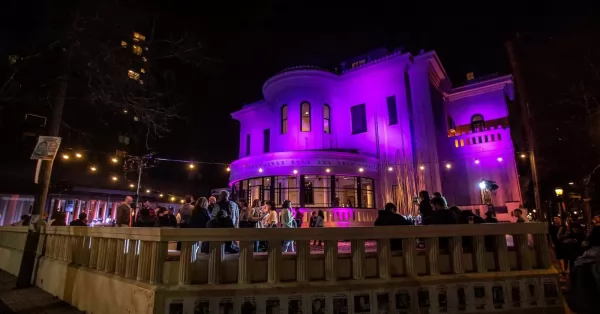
(2, 1, 598, 193)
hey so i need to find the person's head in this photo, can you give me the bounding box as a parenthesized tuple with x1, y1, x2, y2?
(124, 196, 133, 204)
(311, 211, 317, 217)
(430, 197, 446, 210)
(433, 192, 442, 198)
(268, 201, 276, 211)
(209, 196, 216, 205)
(318, 210, 324, 218)
(184, 195, 194, 204)
(252, 199, 260, 207)
(514, 208, 523, 217)
(78, 212, 87, 221)
(588, 226, 600, 247)
(238, 199, 248, 208)
(197, 197, 209, 209)
(219, 190, 229, 201)
(592, 214, 600, 225)
(157, 207, 167, 215)
(419, 190, 430, 201)
(553, 216, 562, 225)
(143, 200, 151, 207)
(384, 202, 397, 213)
(282, 200, 292, 209)
(168, 207, 174, 214)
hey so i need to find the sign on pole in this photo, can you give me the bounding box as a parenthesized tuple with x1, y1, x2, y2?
(30, 136, 62, 161)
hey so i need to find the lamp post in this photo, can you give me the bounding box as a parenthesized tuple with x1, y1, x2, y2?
(555, 188, 564, 216)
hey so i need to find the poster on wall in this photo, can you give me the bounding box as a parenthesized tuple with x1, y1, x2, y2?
(193, 298, 210, 314)
(542, 277, 560, 306)
(310, 294, 328, 314)
(437, 285, 448, 313)
(288, 295, 305, 314)
(166, 299, 184, 314)
(265, 296, 282, 314)
(454, 284, 468, 312)
(352, 292, 371, 314)
(219, 297, 234, 314)
(509, 281, 521, 308)
(417, 287, 431, 314)
(394, 288, 412, 314)
(331, 293, 350, 314)
(523, 279, 539, 307)
(491, 282, 506, 310)
(375, 291, 391, 314)
(240, 296, 257, 314)
(473, 284, 487, 311)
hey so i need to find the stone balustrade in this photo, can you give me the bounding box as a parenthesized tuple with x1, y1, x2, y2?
(0, 223, 562, 314)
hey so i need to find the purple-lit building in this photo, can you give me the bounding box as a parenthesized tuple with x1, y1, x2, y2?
(229, 49, 521, 216)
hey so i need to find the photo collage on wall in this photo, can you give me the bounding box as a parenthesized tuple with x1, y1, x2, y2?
(164, 276, 562, 314)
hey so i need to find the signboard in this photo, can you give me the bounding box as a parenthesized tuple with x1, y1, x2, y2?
(30, 136, 61, 160)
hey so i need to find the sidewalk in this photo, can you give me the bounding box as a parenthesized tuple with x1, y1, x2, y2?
(0, 270, 82, 314)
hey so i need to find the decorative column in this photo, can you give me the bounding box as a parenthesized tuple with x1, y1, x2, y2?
(472, 236, 487, 273)
(296, 240, 310, 282)
(238, 241, 253, 284)
(104, 238, 117, 273)
(425, 237, 440, 276)
(402, 237, 416, 276)
(114, 239, 126, 275)
(96, 238, 107, 271)
(208, 241, 224, 284)
(80, 236, 91, 267)
(494, 235, 510, 271)
(377, 239, 392, 279)
(149, 241, 168, 284)
(352, 239, 365, 280)
(89, 237, 99, 268)
(325, 240, 338, 281)
(450, 236, 464, 274)
(178, 241, 193, 285)
(136, 241, 152, 281)
(267, 240, 282, 283)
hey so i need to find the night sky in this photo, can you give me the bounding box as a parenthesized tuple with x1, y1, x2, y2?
(2, 1, 597, 194)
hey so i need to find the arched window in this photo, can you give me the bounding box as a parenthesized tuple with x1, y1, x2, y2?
(471, 114, 485, 132)
(324, 104, 331, 134)
(281, 105, 288, 134)
(301, 102, 311, 132)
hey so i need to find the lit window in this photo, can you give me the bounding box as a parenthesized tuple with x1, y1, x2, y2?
(132, 45, 142, 56)
(127, 70, 140, 80)
(133, 32, 146, 42)
(324, 104, 331, 134)
(301, 102, 311, 132)
(121, 41, 128, 48)
(281, 105, 288, 134)
(351, 104, 367, 134)
(471, 114, 485, 132)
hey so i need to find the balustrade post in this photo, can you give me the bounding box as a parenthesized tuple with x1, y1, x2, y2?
(96, 238, 107, 271)
(296, 240, 310, 282)
(66, 235, 76, 263)
(450, 236, 464, 274)
(238, 241, 253, 284)
(402, 237, 416, 276)
(267, 240, 282, 283)
(377, 239, 392, 279)
(89, 237, 99, 268)
(125, 240, 139, 279)
(208, 241, 224, 284)
(352, 239, 365, 280)
(137, 241, 152, 281)
(425, 237, 440, 276)
(534, 234, 551, 269)
(514, 234, 532, 270)
(325, 240, 338, 281)
(178, 241, 193, 285)
(114, 239, 126, 275)
(80, 236, 91, 267)
(494, 235, 510, 271)
(104, 238, 117, 273)
(150, 241, 168, 284)
(472, 236, 487, 273)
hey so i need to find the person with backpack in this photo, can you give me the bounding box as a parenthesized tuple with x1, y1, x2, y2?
(211, 190, 240, 228)
(566, 226, 600, 313)
(280, 200, 296, 252)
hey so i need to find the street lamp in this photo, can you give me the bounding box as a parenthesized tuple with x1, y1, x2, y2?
(555, 188, 563, 196)
(555, 188, 564, 216)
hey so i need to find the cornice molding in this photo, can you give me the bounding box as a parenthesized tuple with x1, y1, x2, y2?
(445, 77, 513, 101)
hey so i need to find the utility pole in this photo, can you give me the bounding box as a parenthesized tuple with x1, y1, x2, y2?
(506, 39, 543, 217)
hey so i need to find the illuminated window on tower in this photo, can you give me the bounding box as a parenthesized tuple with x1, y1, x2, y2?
(324, 104, 331, 134)
(301, 102, 311, 132)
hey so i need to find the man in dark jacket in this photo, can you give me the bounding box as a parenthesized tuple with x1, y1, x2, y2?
(424, 198, 457, 225)
(116, 196, 133, 227)
(374, 203, 412, 251)
(567, 226, 600, 313)
(69, 212, 88, 226)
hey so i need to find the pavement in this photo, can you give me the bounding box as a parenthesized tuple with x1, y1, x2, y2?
(0, 270, 82, 314)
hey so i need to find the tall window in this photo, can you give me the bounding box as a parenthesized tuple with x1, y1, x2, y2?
(246, 134, 251, 156)
(301, 102, 311, 132)
(471, 114, 485, 132)
(386, 96, 398, 125)
(281, 105, 288, 134)
(263, 129, 270, 153)
(324, 104, 331, 134)
(351, 104, 367, 134)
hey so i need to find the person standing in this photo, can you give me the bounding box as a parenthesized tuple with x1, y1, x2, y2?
(374, 203, 412, 250)
(294, 207, 303, 228)
(116, 196, 133, 227)
(69, 212, 88, 226)
(418, 191, 434, 220)
(179, 195, 194, 228)
(211, 191, 240, 228)
(280, 200, 296, 252)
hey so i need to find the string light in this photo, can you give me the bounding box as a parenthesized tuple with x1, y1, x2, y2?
(62, 154, 70, 160)
(189, 164, 195, 169)
(111, 157, 118, 163)
(419, 165, 425, 170)
(474, 159, 480, 164)
(568, 182, 574, 185)
(497, 157, 503, 162)
(293, 169, 298, 174)
(129, 184, 135, 188)
(445, 163, 452, 169)
(159, 194, 164, 197)
(520, 154, 526, 158)
(358, 167, 364, 173)
(75, 153, 82, 158)
(226, 167, 231, 172)
(387, 167, 393, 172)
(258, 167, 263, 173)
(111, 176, 118, 181)
(170, 196, 175, 201)
(145, 189, 151, 193)
(179, 199, 184, 203)
(90, 166, 97, 172)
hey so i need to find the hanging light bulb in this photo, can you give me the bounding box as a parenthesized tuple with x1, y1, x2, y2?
(189, 164, 195, 169)
(170, 196, 175, 201)
(474, 159, 480, 164)
(129, 184, 135, 188)
(293, 169, 298, 174)
(226, 166, 231, 172)
(111, 176, 118, 181)
(445, 163, 452, 169)
(75, 153, 82, 158)
(497, 157, 503, 162)
(180, 199, 185, 204)
(358, 167, 364, 173)
(258, 167, 263, 173)
(325, 168, 331, 173)
(62, 154, 70, 160)
(419, 165, 425, 170)
(90, 166, 97, 172)
(111, 157, 118, 163)
(159, 194, 164, 198)
(146, 189, 151, 193)
(388, 166, 393, 172)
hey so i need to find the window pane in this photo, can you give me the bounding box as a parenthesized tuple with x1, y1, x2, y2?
(303, 175, 331, 207)
(351, 104, 367, 134)
(281, 105, 288, 134)
(324, 105, 331, 134)
(275, 176, 299, 207)
(324, 119, 330, 134)
(263, 129, 270, 153)
(335, 176, 357, 207)
(360, 178, 375, 209)
(387, 96, 398, 125)
(301, 102, 311, 132)
(324, 105, 330, 119)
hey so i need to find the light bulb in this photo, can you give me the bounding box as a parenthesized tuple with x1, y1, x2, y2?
(520, 154, 526, 158)
(111, 176, 118, 181)
(293, 169, 298, 174)
(146, 189, 150, 193)
(75, 153, 82, 158)
(111, 157, 118, 163)
(170, 196, 175, 201)
(388, 167, 393, 171)
(90, 166, 97, 172)
(497, 157, 503, 162)
(62, 154, 69, 160)
(258, 167, 263, 173)
(359, 167, 364, 173)
(226, 167, 230, 172)
(159, 194, 164, 198)
(445, 163, 451, 169)
(325, 168, 331, 173)
(474, 159, 480, 164)
(189, 164, 195, 169)
(419, 165, 425, 170)
(129, 184, 135, 188)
